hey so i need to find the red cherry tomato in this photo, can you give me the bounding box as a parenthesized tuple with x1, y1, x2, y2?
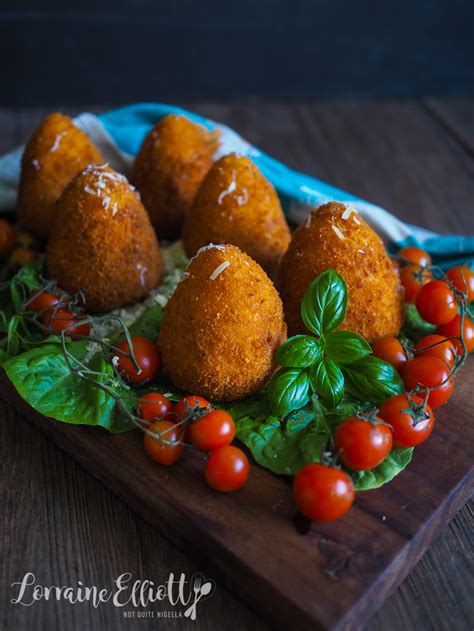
(0, 219, 16, 255)
(292, 463, 354, 522)
(402, 356, 454, 409)
(437, 314, 474, 354)
(190, 410, 235, 451)
(41, 308, 91, 337)
(447, 266, 474, 303)
(26, 290, 64, 312)
(400, 265, 431, 303)
(398, 246, 432, 268)
(9, 247, 37, 267)
(205, 445, 249, 492)
(334, 416, 393, 471)
(138, 393, 173, 423)
(174, 395, 211, 420)
(372, 336, 408, 373)
(143, 420, 184, 465)
(415, 280, 458, 325)
(113, 336, 161, 383)
(378, 394, 434, 448)
(414, 334, 457, 368)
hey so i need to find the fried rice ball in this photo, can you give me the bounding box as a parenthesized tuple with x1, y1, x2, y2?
(47, 165, 163, 312)
(132, 114, 220, 241)
(182, 154, 291, 279)
(278, 202, 404, 342)
(17, 112, 103, 240)
(158, 244, 286, 401)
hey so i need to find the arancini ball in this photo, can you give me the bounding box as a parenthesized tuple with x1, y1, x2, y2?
(182, 154, 291, 279)
(278, 202, 404, 342)
(17, 112, 103, 240)
(133, 114, 220, 241)
(158, 244, 286, 401)
(47, 165, 163, 312)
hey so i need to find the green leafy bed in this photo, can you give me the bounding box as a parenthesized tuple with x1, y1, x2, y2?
(0, 243, 417, 491)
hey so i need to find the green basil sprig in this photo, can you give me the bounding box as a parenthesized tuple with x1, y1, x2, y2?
(268, 269, 403, 416)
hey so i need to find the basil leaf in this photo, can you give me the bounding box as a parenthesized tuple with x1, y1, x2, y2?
(301, 269, 347, 337)
(2, 342, 134, 433)
(276, 335, 322, 368)
(342, 355, 404, 403)
(309, 358, 344, 409)
(267, 368, 311, 417)
(236, 408, 329, 475)
(325, 330, 371, 364)
(350, 448, 413, 490)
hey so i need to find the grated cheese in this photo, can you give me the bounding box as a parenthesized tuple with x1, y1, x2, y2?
(210, 261, 230, 280)
(331, 225, 346, 240)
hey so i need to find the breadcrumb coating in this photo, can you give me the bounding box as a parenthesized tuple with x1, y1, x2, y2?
(47, 165, 163, 312)
(278, 202, 404, 342)
(17, 113, 103, 240)
(158, 244, 286, 401)
(133, 114, 219, 241)
(182, 154, 291, 279)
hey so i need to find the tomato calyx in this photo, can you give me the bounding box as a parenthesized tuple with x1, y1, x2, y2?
(354, 408, 393, 431)
(180, 400, 213, 423)
(400, 392, 432, 427)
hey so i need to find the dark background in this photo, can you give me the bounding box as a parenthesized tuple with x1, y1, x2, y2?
(1, 0, 473, 107)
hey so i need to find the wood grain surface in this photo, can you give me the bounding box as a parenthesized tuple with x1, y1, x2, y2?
(1, 102, 474, 631)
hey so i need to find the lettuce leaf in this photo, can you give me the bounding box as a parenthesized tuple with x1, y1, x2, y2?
(1, 341, 134, 433)
(350, 448, 414, 490)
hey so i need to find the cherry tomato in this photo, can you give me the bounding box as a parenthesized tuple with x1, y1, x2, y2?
(9, 247, 37, 267)
(402, 356, 454, 409)
(143, 420, 184, 465)
(437, 314, 474, 355)
(414, 334, 456, 368)
(138, 393, 173, 423)
(400, 264, 431, 303)
(378, 394, 434, 448)
(398, 246, 431, 268)
(26, 290, 64, 312)
(447, 266, 474, 303)
(190, 410, 235, 451)
(0, 219, 16, 255)
(113, 336, 161, 383)
(205, 445, 249, 492)
(174, 395, 211, 420)
(334, 417, 393, 471)
(415, 280, 458, 325)
(372, 336, 408, 373)
(292, 463, 354, 522)
(41, 308, 91, 337)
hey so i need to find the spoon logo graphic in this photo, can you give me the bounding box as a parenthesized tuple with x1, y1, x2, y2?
(184, 574, 214, 620)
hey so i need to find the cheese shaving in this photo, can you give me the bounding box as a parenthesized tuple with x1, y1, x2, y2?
(331, 225, 346, 240)
(210, 261, 230, 280)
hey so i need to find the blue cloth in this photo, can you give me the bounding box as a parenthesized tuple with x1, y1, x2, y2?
(99, 104, 474, 270)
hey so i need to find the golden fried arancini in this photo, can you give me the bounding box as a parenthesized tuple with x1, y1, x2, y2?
(278, 202, 404, 342)
(132, 114, 219, 241)
(17, 113, 103, 240)
(182, 154, 291, 279)
(47, 165, 163, 312)
(158, 244, 286, 401)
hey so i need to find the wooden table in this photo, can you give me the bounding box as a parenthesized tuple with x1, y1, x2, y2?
(1, 101, 473, 630)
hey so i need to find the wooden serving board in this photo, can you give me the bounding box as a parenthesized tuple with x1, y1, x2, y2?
(1, 358, 473, 630)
